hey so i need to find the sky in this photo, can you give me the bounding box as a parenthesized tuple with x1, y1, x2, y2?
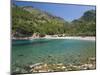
(13, 0, 96, 22)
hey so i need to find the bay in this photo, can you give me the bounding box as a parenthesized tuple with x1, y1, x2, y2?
(12, 39, 96, 68)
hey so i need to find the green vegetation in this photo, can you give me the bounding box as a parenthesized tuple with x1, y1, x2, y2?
(71, 10, 96, 36)
(12, 5, 96, 37)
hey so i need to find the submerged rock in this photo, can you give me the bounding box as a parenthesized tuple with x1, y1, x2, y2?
(18, 54, 24, 57)
(29, 63, 43, 68)
(12, 57, 96, 74)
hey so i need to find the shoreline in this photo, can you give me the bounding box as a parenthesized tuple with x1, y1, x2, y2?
(12, 36, 95, 41)
(43, 36, 95, 41)
(12, 57, 96, 74)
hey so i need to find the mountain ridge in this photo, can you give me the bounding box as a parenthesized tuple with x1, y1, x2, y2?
(12, 4, 96, 37)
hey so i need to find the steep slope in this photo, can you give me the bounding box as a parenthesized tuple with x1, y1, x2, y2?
(71, 10, 96, 36)
(12, 5, 96, 37)
(12, 5, 67, 37)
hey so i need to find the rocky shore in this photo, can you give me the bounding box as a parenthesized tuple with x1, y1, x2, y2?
(12, 32, 95, 41)
(12, 36, 95, 41)
(12, 57, 96, 74)
(43, 36, 95, 41)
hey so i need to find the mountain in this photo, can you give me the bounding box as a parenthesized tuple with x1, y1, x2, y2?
(81, 10, 96, 22)
(12, 5, 67, 37)
(12, 4, 96, 37)
(71, 10, 96, 36)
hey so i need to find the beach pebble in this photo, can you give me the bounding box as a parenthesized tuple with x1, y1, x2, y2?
(61, 66, 66, 69)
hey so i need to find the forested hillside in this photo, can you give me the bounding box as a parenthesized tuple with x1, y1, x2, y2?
(71, 10, 96, 36)
(12, 5, 96, 37)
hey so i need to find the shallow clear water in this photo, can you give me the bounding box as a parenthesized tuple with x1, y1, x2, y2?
(12, 39, 96, 67)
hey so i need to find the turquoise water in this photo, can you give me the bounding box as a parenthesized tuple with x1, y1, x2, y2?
(12, 39, 96, 68)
